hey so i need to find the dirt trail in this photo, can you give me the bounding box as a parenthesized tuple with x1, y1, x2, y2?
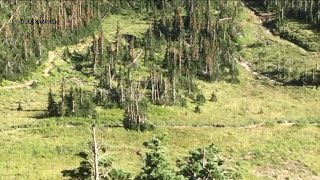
(237, 4, 318, 85)
(0, 121, 298, 133)
(237, 58, 283, 85)
(0, 80, 36, 90)
(1, 28, 97, 91)
(0, 51, 59, 90)
(43, 51, 57, 77)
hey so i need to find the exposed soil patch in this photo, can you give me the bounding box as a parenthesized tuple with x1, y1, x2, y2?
(0, 37, 92, 90)
(0, 51, 58, 90)
(255, 160, 319, 180)
(0, 80, 37, 90)
(237, 58, 283, 86)
(43, 51, 58, 77)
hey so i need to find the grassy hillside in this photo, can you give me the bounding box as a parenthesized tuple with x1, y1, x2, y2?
(279, 19, 320, 52)
(1, 126, 319, 179)
(0, 2, 319, 180)
(236, 5, 319, 84)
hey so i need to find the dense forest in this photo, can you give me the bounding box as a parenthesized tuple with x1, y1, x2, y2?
(0, 0, 113, 81)
(260, 0, 320, 29)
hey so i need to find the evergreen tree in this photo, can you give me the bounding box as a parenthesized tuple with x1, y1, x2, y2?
(17, 102, 23, 111)
(47, 88, 59, 117)
(135, 134, 183, 180)
(47, 85, 95, 118)
(194, 105, 201, 114)
(177, 144, 227, 180)
(62, 46, 71, 61)
(195, 93, 206, 106)
(210, 91, 218, 102)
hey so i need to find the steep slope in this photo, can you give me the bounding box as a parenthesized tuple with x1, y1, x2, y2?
(236, 4, 319, 84)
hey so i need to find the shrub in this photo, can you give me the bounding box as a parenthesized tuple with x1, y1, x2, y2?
(195, 93, 206, 106)
(210, 91, 218, 102)
(17, 103, 23, 111)
(135, 134, 184, 180)
(177, 144, 234, 180)
(194, 105, 201, 114)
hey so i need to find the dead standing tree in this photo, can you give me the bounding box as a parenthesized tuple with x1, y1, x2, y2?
(92, 123, 100, 180)
(90, 123, 112, 180)
(123, 71, 149, 130)
(62, 121, 126, 179)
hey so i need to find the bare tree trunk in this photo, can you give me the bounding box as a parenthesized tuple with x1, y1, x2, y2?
(120, 80, 124, 102)
(64, 7, 67, 29)
(115, 21, 121, 59)
(99, 31, 104, 65)
(108, 65, 112, 89)
(71, 4, 74, 32)
(202, 148, 206, 168)
(80, 89, 83, 105)
(23, 39, 28, 59)
(92, 124, 99, 180)
(151, 72, 155, 102)
(173, 74, 176, 103)
(206, 0, 211, 32)
(173, 49, 177, 103)
(179, 38, 183, 75)
(93, 36, 98, 75)
(72, 99, 75, 113)
(38, 41, 42, 58)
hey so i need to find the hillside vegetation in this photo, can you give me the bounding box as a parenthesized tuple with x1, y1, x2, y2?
(0, 0, 319, 179)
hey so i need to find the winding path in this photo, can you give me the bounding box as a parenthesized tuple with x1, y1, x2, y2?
(43, 51, 58, 77)
(0, 50, 59, 90)
(237, 58, 283, 85)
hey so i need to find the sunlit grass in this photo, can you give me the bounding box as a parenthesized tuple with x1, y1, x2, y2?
(236, 7, 318, 79)
(0, 125, 319, 179)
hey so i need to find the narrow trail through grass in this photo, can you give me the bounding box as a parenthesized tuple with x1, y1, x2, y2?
(0, 119, 304, 133)
(0, 80, 36, 90)
(0, 37, 92, 90)
(0, 50, 60, 90)
(237, 58, 283, 85)
(43, 51, 58, 77)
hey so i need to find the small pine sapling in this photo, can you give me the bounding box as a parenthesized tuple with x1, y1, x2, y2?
(194, 105, 201, 114)
(17, 102, 23, 111)
(210, 91, 217, 102)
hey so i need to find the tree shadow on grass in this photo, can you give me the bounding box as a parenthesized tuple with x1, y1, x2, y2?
(30, 112, 50, 119)
(10, 108, 46, 112)
(61, 152, 92, 179)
